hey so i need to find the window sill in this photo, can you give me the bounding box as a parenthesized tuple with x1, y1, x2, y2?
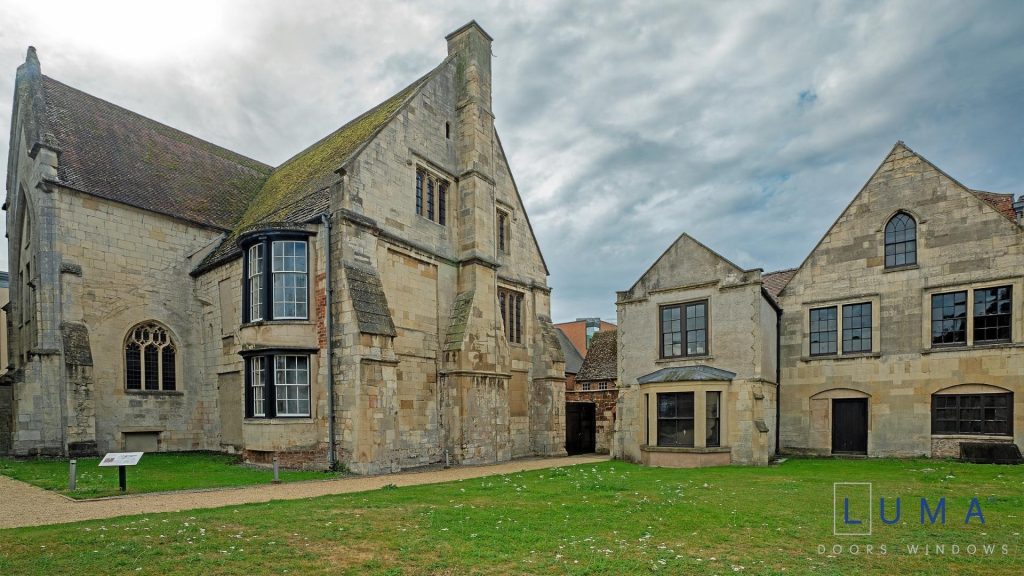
(640, 445, 731, 454)
(882, 263, 919, 274)
(125, 390, 183, 396)
(656, 355, 714, 364)
(801, 352, 881, 362)
(931, 434, 1012, 440)
(244, 417, 315, 424)
(922, 342, 1023, 355)
(241, 319, 313, 329)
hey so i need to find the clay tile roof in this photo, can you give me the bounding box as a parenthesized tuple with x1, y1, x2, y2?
(762, 268, 797, 300)
(41, 76, 272, 230)
(971, 190, 1018, 222)
(576, 330, 617, 382)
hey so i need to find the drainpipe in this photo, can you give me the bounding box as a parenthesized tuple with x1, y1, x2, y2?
(775, 307, 782, 456)
(321, 213, 336, 468)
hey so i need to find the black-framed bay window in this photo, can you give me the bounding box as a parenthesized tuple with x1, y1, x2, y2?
(932, 393, 1012, 436)
(245, 351, 313, 418)
(706, 391, 721, 448)
(242, 233, 310, 323)
(660, 300, 708, 358)
(657, 392, 694, 447)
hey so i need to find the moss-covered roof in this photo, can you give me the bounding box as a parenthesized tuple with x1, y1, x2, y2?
(193, 64, 442, 274)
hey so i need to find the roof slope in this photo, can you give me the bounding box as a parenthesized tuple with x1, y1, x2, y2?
(41, 76, 272, 230)
(554, 327, 585, 374)
(576, 330, 617, 381)
(762, 268, 797, 302)
(195, 63, 443, 273)
(971, 190, 1017, 222)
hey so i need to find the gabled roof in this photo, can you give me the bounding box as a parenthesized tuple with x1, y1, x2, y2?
(637, 365, 736, 384)
(576, 330, 617, 381)
(194, 61, 445, 273)
(554, 327, 585, 374)
(39, 76, 272, 230)
(780, 142, 1021, 297)
(624, 232, 747, 296)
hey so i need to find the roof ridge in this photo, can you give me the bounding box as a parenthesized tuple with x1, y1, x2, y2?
(41, 75, 273, 175)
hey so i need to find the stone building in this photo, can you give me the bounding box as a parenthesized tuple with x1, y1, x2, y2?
(613, 234, 779, 467)
(613, 143, 1023, 466)
(778, 143, 1024, 458)
(566, 329, 618, 454)
(554, 326, 584, 391)
(1, 21, 567, 472)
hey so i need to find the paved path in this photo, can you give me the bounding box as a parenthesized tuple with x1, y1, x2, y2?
(0, 454, 608, 529)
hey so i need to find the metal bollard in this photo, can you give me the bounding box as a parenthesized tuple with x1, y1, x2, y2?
(272, 455, 281, 484)
(68, 459, 77, 491)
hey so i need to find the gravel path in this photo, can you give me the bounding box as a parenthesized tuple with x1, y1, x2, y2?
(0, 454, 608, 529)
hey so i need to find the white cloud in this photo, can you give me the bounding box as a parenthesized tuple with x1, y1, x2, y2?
(0, 0, 1021, 319)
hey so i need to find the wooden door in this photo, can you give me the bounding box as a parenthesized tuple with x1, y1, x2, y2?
(565, 402, 596, 454)
(832, 398, 868, 454)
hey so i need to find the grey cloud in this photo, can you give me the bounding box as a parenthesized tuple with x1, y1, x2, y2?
(0, 0, 1021, 321)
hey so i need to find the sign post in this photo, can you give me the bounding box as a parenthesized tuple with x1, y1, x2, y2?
(98, 452, 144, 493)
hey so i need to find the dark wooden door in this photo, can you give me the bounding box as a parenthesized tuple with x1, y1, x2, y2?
(565, 402, 596, 455)
(832, 398, 868, 454)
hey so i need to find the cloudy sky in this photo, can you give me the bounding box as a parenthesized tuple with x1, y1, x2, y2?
(1, 0, 1021, 321)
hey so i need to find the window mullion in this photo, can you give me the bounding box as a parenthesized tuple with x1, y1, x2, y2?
(262, 240, 272, 321)
(266, 354, 276, 418)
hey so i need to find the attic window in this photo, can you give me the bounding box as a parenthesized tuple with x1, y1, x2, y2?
(415, 166, 448, 225)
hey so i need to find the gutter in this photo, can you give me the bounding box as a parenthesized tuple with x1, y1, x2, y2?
(321, 213, 336, 468)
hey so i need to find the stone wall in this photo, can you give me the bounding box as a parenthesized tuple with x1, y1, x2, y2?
(779, 144, 1024, 457)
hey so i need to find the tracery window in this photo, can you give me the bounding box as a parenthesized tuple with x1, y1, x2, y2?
(125, 323, 176, 391)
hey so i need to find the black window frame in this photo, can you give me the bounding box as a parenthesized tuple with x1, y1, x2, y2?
(931, 393, 1012, 436)
(884, 212, 917, 268)
(809, 306, 838, 356)
(657, 392, 695, 447)
(415, 166, 449, 226)
(931, 291, 968, 347)
(244, 351, 314, 419)
(241, 233, 311, 324)
(706, 391, 721, 448)
(124, 322, 177, 392)
(659, 300, 708, 359)
(841, 302, 873, 354)
(973, 286, 1012, 345)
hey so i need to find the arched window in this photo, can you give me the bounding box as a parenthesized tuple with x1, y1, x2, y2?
(125, 323, 177, 391)
(884, 212, 917, 268)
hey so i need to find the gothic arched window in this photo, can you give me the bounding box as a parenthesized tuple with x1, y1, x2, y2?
(884, 212, 917, 268)
(125, 322, 177, 391)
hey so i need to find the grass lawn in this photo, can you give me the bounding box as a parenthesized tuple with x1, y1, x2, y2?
(0, 452, 339, 499)
(1, 458, 1022, 575)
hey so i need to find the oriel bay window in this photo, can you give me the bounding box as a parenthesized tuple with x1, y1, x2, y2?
(245, 352, 313, 418)
(657, 392, 695, 447)
(242, 235, 310, 323)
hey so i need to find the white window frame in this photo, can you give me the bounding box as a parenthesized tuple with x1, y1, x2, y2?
(251, 356, 266, 417)
(248, 244, 264, 322)
(271, 240, 308, 320)
(274, 355, 310, 417)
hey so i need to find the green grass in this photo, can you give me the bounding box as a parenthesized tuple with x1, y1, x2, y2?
(1, 458, 1022, 575)
(0, 452, 339, 499)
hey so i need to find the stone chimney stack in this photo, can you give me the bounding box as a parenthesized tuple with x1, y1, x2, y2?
(445, 21, 496, 266)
